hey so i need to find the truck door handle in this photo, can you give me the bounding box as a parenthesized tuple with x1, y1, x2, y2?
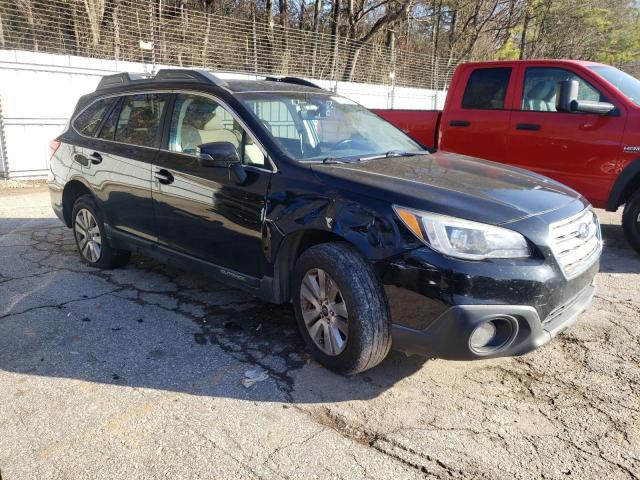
(449, 120, 470, 127)
(155, 169, 174, 185)
(516, 123, 541, 131)
(89, 152, 103, 164)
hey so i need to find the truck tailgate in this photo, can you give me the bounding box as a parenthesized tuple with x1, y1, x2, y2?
(372, 109, 441, 149)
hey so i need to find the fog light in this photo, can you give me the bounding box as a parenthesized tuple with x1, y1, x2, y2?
(470, 321, 497, 349)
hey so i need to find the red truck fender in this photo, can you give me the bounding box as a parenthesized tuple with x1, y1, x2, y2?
(607, 157, 640, 211)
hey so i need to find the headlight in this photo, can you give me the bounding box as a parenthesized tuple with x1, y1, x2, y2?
(393, 206, 531, 260)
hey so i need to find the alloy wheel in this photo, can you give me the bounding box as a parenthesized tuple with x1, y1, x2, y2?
(299, 268, 349, 356)
(75, 208, 102, 263)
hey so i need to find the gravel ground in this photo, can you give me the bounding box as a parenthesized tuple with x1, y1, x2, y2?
(0, 187, 638, 480)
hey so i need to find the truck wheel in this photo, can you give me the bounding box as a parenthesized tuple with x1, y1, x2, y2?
(622, 189, 640, 255)
(72, 194, 131, 269)
(292, 242, 392, 375)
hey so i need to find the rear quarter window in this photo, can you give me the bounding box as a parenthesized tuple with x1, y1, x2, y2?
(73, 97, 117, 137)
(462, 68, 512, 110)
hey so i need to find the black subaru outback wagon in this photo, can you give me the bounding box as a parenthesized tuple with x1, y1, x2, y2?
(49, 69, 601, 374)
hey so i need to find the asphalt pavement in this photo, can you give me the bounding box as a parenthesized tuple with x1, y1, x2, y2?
(0, 186, 638, 479)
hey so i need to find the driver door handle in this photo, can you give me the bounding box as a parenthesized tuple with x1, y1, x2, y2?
(89, 152, 103, 164)
(154, 168, 174, 185)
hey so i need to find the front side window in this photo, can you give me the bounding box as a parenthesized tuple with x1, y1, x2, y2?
(590, 65, 640, 106)
(168, 94, 265, 166)
(522, 68, 603, 112)
(74, 97, 117, 137)
(462, 68, 512, 110)
(114, 93, 168, 147)
(240, 92, 421, 162)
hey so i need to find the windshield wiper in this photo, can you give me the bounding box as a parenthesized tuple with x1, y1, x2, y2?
(321, 157, 358, 164)
(358, 150, 428, 162)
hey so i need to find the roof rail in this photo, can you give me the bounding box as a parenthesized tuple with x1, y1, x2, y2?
(96, 72, 149, 90)
(154, 69, 228, 87)
(265, 76, 323, 89)
(96, 69, 228, 91)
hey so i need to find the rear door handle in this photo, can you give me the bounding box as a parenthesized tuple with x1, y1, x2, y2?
(89, 152, 103, 164)
(72, 153, 89, 166)
(516, 123, 541, 131)
(155, 169, 174, 185)
(449, 120, 470, 127)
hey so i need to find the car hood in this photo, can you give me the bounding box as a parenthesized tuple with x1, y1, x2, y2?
(311, 151, 583, 225)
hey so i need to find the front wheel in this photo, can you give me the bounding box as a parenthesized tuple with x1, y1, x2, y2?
(292, 242, 392, 375)
(622, 189, 640, 255)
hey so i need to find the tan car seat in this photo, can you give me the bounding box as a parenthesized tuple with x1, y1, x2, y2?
(524, 81, 555, 111)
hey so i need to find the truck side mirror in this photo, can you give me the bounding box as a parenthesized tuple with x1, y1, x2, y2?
(556, 80, 578, 112)
(556, 79, 615, 115)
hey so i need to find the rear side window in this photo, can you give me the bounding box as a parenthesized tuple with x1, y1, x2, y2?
(462, 68, 512, 110)
(114, 93, 168, 147)
(74, 97, 116, 137)
(97, 98, 121, 140)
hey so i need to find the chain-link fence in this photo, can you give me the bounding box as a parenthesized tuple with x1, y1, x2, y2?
(0, 0, 458, 90)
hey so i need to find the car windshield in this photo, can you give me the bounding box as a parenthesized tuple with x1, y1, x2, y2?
(590, 65, 640, 106)
(238, 91, 422, 161)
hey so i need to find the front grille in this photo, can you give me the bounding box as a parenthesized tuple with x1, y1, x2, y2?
(549, 209, 602, 280)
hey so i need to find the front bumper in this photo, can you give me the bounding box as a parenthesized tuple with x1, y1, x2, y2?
(391, 281, 595, 360)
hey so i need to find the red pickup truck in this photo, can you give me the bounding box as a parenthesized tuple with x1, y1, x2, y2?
(374, 60, 640, 254)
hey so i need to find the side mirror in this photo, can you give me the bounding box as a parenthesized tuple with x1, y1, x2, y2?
(197, 141, 240, 167)
(229, 161, 248, 185)
(556, 80, 578, 112)
(570, 99, 615, 115)
(557, 79, 615, 115)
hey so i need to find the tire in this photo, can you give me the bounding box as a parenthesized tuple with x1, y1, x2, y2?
(622, 189, 640, 255)
(71, 194, 131, 269)
(292, 242, 392, 375)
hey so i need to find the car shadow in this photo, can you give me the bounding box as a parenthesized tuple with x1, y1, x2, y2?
(596, 212, 640, 274)
(0, 217, 428, 404)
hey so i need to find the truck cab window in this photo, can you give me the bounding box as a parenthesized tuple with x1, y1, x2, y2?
(522, 68, 603, 112)
(461, 68, 512, 110)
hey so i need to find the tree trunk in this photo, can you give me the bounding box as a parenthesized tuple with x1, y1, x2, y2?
(299, 0, 306, 29)
(332, 0, 341, 81)
(83, 0, 107, 49)
(202, 0, 212, 67)
(310, 0, 321, 75)
(279, 0, 289, 26)
(520, 4, 530, 60)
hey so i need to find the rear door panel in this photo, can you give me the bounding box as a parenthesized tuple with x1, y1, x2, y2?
(440, 64, 517, 162)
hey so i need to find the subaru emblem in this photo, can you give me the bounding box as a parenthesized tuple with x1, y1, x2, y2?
(577, 223, 589, 240)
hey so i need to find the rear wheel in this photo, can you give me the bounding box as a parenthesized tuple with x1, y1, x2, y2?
(622, 189, 640, 255)
(292, 242, 392, 375)
(72, 195, 130, 269)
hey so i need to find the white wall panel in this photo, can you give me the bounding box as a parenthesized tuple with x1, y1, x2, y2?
(0, 50, 447, 178)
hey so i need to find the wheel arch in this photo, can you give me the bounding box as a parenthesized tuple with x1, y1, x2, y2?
(607, 157, 640, 211)
(271, 229, 349, 304)
(61, 178, 94, 227)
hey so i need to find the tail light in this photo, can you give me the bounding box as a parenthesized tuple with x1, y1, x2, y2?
(49, 139, 61, 160)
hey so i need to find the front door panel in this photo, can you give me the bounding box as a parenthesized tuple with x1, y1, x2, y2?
(152, 153, 270, 278)
(507, 66, 625, 207)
